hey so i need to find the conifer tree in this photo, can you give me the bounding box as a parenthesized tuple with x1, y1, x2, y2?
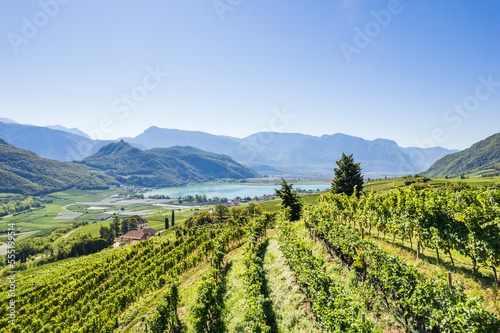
(275, 178, 302, 221)
(331, 153, 364, 197)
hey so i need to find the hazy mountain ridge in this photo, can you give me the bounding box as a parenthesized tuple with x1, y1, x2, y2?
(0, 122, 111, 162)
(46, 124, 92, 139)
(129, 127, 457, 176)
(0, 118, 17, 124)
(0, 122, 458, 177)
(424, 132, 500, 178)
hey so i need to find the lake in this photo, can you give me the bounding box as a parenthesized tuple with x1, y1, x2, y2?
(146, 183, 331, 200)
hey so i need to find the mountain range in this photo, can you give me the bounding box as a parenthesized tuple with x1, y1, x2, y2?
(0, 120, 458, 177)
(0, 122, 111, 162)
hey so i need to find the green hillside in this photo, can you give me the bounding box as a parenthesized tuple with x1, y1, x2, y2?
(2, 186, 500, 332)
(424, 132, 500, 178)
(0, 139, 116, 195)
(77, 141, 258, 187)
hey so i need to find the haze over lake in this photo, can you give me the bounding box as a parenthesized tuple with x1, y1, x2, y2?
(147, 183, 331, 200)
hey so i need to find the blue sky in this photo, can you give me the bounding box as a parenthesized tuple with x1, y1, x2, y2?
(0, 0, 499, 150)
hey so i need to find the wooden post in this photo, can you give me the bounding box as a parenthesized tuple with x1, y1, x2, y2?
(447, 272, 452, 288)
(457, 196, 462, 204)
(361, 313, 366, 323)
(491, 197, 495, 207)
(417, 242, 420, 259)
(361, 226, 364, 239)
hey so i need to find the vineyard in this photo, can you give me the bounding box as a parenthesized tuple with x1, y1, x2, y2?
(1, 186, 500, 332)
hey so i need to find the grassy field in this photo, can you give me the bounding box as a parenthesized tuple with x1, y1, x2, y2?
(259, 235, 319, 332)
(258, 192, 322, 213)
(364, 175, 500, 193)
(0, 188, 125, 238)
(445, 175, 500, 187)
(0, 198, 74, 237)
(49, 188, 127, 202)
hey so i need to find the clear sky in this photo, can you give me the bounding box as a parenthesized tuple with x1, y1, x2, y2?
(0, 0, 499, 150)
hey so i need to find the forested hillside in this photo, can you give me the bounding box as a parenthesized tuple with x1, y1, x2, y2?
(77, 141, 258, 187)
(425, 132, 500, 178)
(0, 139, 116, 195)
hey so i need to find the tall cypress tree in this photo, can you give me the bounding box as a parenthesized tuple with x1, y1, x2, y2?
(165, 217, 169, 230)
(331, 153, 364, 197)
(171, 210, 175, 227)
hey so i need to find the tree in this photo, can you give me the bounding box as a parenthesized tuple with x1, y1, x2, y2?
(99, 226, 115, 246)
(244, 203, 262, 216)
(110, 216, 120, 236)
(128, 217, 138, 230)
(171, 210, 175, 227)
(231, 207, 243, 219)
(194, 212, 213, 226)
(331, 153, 364, 197)
(121, 218, 138, 235)
(275, 178, 302, 221)
(121, 220, 129, 235)
(214, 204, 229, 222)
(165, 217, 169, 230)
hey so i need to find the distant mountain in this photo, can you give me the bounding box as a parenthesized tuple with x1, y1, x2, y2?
(124, 126, 243, 158)
(0, 122, 458, 177)
(77, 141, 258, 187)
(0, 122, 110, 161)
(46, 125, 91, 139)
(424, 133, 500, 178)
(127, 127, 457, 177)
(0, 139, 117, 195)
(272, 134, 416, 174)
(400, 146, 460, 171)
(0, 118, 18, 124)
